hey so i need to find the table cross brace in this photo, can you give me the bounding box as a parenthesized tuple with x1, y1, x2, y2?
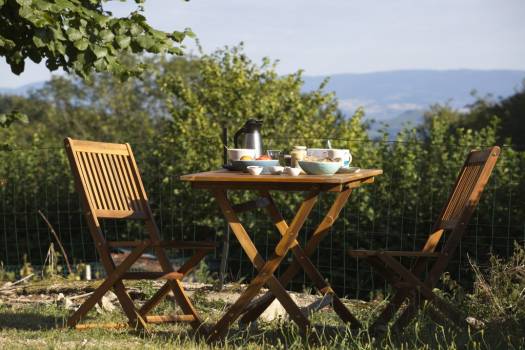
(239, 188, 361, 327)
(208, 189, 318, 341)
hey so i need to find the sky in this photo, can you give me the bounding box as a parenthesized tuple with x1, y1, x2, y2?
(1, 0, 524, 88)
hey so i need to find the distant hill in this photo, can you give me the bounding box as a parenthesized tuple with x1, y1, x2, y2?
(303, 69, 525, 134)
(2, 70, 524, 135)
(0, 82, 45, 96)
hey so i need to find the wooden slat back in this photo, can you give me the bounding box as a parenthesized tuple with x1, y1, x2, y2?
(422, 146, 500, 253)
(65, 138, 149, 220)
(436, 147, 499, 230)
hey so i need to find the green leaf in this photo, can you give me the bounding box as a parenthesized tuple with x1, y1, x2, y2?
(116, 35, 131, 49)
(34, 0, 52, 10)
(171, 31, 185, 43)
(18, 5, 34, 20)
(135, 35, 154, 49)
(51, 28, 66, 41)
(32, 36, 45, 48)
(74, 38, 89, 51)
(66, 28, 83, 41)
(92, 45, 108, 59)
(130, 23, 142, 36)
(95, 14, 110, 26)
(16, 0, 31, 6)
(93, 57, 107, 70)
(99, 30, 114, 43)
(0, 36, 15, 49)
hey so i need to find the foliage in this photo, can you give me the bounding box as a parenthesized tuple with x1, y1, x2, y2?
(0, 0, 193, 78)
(0, 261, 15, 281)
(0, 46, 523, 301)
(0, 109, 28, 149)
(459, 85, 525, 150)
(466, 242, 525, 322)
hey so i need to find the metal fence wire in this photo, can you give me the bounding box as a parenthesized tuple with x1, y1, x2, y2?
(0, 141, 523, 299)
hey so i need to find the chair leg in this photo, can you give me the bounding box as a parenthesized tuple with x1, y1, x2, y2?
(370, 289, 409, 332)
(139, 248, 211, 317)
(68, 242, 149, 328)
(377, 254, 466, 330)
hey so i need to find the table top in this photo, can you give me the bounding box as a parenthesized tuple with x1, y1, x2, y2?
(180, 169, 382, 192)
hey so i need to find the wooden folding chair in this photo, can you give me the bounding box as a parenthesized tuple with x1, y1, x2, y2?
(348, 146, 500, 332)
(64, 138, 215, 331)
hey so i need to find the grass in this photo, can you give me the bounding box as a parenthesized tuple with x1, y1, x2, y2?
(0, 294, 522, 349)
(1, 244, 524, 349)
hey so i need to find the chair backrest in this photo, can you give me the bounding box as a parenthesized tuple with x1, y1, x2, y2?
(422, 146, 500, 253)
(64, 138, 150, 220)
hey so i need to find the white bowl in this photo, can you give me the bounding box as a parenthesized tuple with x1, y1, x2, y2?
(283, 167, 301, 176)
(268, 165, 284, 175)
(246, 165, 263, 175)
(228, 148, 256, 161)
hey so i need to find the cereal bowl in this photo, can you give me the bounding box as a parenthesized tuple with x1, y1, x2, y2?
(298, 160, 340, 175)
(246, 166, 263, 175)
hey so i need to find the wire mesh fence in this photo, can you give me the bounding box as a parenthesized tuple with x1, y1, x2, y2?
(0, 140, 523, 299)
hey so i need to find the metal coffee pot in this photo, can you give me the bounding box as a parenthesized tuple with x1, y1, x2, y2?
(234, 119, 263, 158)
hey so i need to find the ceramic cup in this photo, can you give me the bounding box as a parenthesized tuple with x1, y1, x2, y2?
(246, 166, 263, 175)
(227, 148, 256, 162)
(283, 166, 301, 176)
(327, 149, 352, 168)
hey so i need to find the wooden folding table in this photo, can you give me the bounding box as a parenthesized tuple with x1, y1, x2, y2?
(180, 168, 382, 341)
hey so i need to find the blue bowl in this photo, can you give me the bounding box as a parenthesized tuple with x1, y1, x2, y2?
(230, 160, 279, 171)
(299, 161, 341, 175)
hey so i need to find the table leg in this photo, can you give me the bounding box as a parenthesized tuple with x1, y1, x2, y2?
(240, 188, 360, 326)
(208, 189, 318, 341)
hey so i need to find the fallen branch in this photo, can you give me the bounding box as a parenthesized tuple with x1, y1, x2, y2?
(68, 292, 94, 300)
(0, 273, 34, 291)
(38, 210, 73, 275)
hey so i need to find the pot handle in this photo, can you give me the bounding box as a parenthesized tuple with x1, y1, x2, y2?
(233, 127, 244, 148)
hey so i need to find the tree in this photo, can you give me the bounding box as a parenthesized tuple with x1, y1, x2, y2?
(459, 85, 525, 150)
(0, 0, 193, 78)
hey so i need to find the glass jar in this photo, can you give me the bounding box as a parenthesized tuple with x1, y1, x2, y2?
(290, 146, 307, 168)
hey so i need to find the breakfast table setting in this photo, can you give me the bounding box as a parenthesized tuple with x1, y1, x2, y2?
(180, 119, 382, 340)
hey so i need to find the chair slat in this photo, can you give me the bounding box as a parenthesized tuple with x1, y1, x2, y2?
(96, 152, 118, 210)
(439, 162, 483, 229)
(120, 153, 145, 213)
(107, 153, 129, 211)
(84, 151, 106, 209)
(113, 154, 135, 211)
(92, 151, 112, 210)
(75, 151, 98, 209)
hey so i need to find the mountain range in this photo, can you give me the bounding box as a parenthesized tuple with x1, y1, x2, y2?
(2, 69, 524, 134)
(302, 69, 525, 134)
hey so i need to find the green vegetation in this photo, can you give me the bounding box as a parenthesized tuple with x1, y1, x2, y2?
(0, 0, 192, 77)
(0, 47, 524, 299)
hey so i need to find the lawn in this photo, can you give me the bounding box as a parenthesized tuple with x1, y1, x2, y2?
(0, 275, 523, 350)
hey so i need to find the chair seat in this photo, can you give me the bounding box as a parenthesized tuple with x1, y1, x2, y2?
(348, 249, 443, 258)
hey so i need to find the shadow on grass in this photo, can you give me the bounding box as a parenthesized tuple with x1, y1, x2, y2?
(0, 311, 63, 330)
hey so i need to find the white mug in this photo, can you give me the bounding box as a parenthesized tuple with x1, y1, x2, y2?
(307, 148, 352, 168)
(327, 149, 352, 168)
